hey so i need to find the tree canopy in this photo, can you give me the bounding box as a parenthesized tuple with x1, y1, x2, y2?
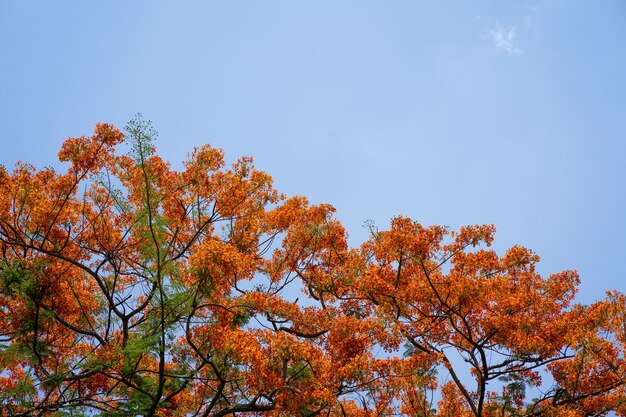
(1, 120, 625, 417)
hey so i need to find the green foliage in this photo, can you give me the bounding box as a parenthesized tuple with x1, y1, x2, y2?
(0, 259, 44, 301)
(231, 309, 252, 327)
(288, 360, 313, 382)
(125, 113, 157, 164)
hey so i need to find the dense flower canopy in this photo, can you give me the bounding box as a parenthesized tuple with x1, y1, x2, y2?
(0, 119, 625, 416)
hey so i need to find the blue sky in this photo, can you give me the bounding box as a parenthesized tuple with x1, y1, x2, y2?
(1, 1, 625, 302)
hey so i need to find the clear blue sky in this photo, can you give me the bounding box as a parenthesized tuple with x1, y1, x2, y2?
(1, 1, 625, 302)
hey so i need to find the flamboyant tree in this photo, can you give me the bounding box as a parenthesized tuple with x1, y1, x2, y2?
(0, 119, 624, 417)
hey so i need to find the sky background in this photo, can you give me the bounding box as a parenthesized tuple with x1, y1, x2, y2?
(1, 1, 625, 304)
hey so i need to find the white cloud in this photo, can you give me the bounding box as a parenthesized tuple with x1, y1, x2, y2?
(488, 25, 522, 55)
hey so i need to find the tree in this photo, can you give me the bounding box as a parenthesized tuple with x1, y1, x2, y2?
(341, 218, 626, 416)
(0, 119, 624, 417)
